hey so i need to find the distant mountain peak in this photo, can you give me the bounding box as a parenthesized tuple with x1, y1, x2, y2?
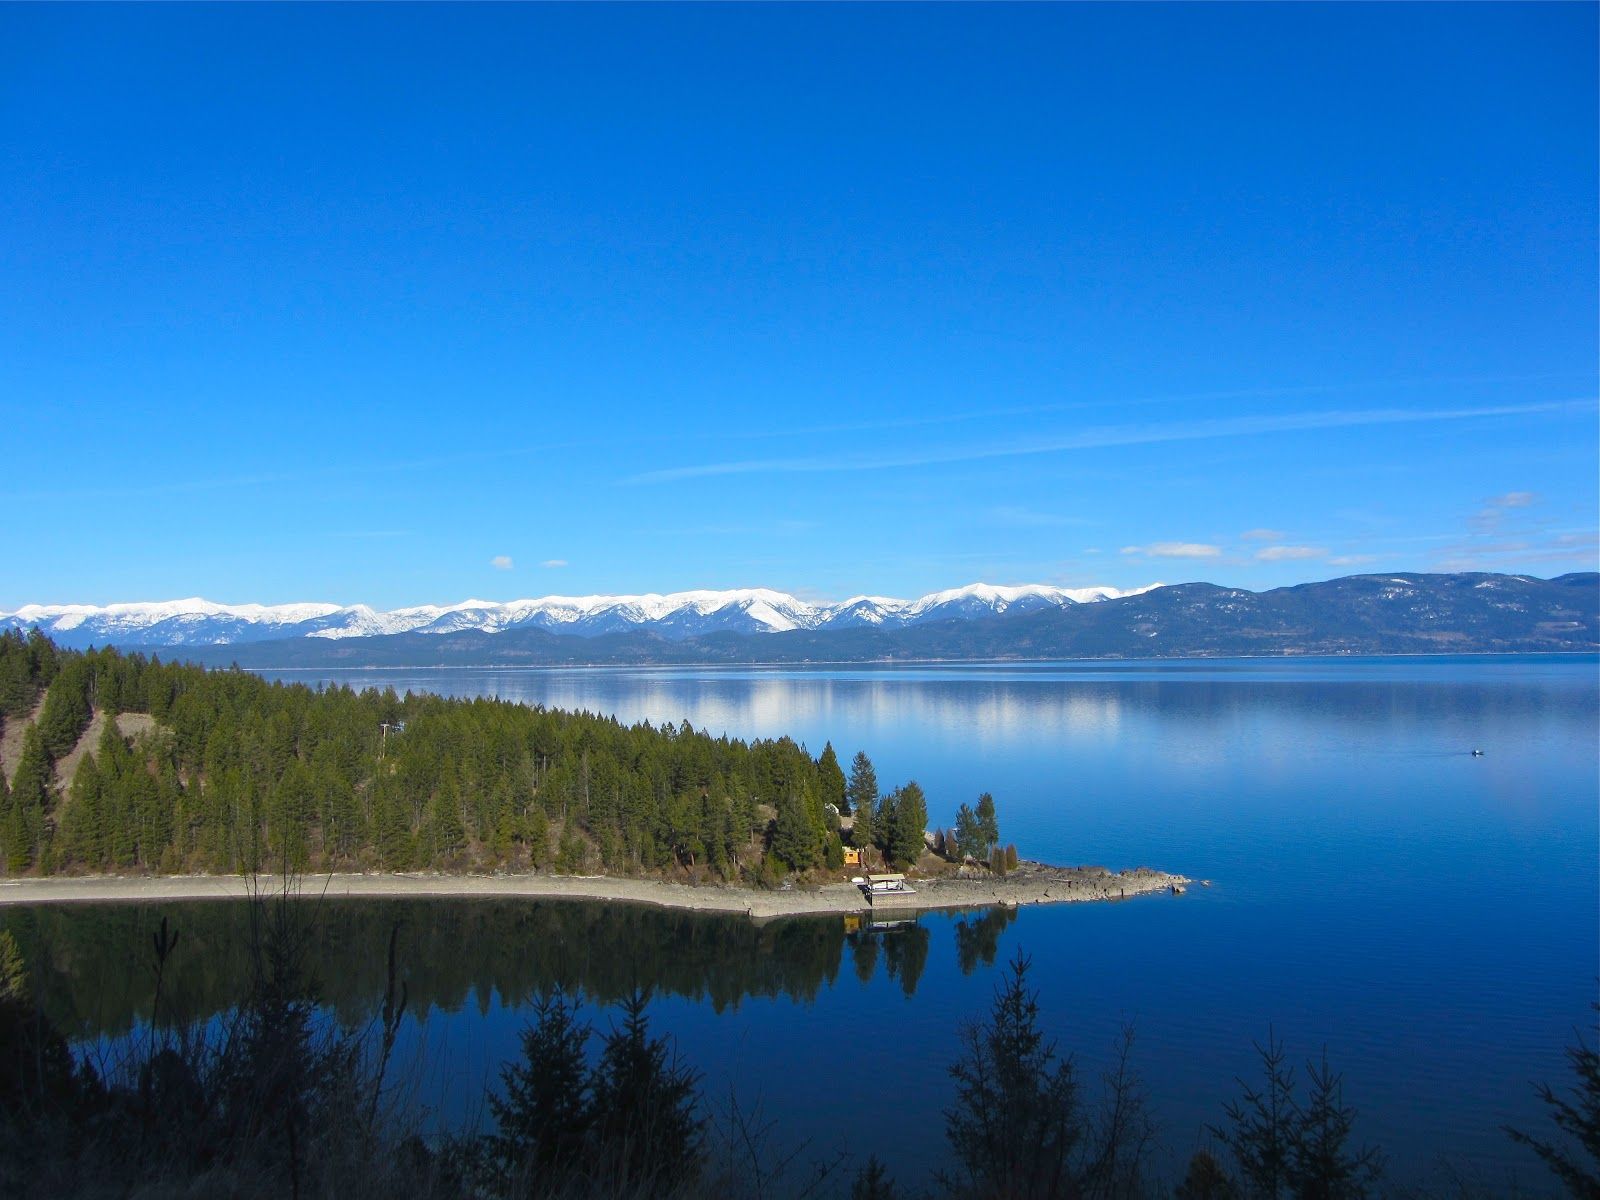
(0, 582, 1153, 648)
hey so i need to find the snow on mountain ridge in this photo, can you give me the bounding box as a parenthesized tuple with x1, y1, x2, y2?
(2, 584, 1156, 647)
(6, 598, 346, 628)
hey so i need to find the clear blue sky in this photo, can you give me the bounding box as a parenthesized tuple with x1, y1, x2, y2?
(2, 3, 1594, 609)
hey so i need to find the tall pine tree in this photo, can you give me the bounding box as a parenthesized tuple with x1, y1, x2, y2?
(847, 751, 878, 819)
(36, 658, 93, 760)
(772, 791, 820, 871)
(0, 755, 10, 866)
(851, 789, 874, 851)
(62, 752, 105, 868)
(945, 951, 1083, 1197)
(953, 802, 983, 862)
(817, 743, 848, 814)
(888, 781, 929, 869)
(5, 726, 54, 873)
(976, 792, 1000, 855)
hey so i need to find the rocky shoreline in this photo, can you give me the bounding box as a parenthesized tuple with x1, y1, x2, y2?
(0, 862, 1192, 920)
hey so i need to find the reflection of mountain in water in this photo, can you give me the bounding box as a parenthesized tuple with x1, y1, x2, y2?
(265, 664, 1599, 752)
(1, 899, 1016, 1040)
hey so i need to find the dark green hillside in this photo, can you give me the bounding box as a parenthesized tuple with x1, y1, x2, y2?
(0, 631, 873, 881)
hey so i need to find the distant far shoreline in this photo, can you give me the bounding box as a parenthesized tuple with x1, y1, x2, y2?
(0, 863, 1191, 921)
(242, 649, 1599, 672)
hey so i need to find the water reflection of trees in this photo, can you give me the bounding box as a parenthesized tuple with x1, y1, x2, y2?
(953, 906, 1017, 975)
(1, 899, 1022, 1038)
(298, 669, 1599, 750)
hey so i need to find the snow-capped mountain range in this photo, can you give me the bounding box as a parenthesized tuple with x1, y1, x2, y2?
(2, 583, 1160, 649)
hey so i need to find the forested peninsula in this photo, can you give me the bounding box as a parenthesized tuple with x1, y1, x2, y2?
(0, 631, 1179, 910)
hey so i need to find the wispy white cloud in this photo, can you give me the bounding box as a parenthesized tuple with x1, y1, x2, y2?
(1327, 554, 1377, 567)
(1240, 528, 1286, 541)
(1433, 528, 1599, 572)
(624, 400, 1590, 485)
(490, 555, 514, 571)
(1255, 545, 1327, 562)
(1489, 491, 1538, 509)
(1471, 490, 1543, 534)
(540, 559, 569, 569)
(1121, 542, 1223, 559)
(678, 371, 1593, 446)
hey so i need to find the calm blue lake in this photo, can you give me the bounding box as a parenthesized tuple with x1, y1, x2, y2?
(16, 656, 1597, 1192)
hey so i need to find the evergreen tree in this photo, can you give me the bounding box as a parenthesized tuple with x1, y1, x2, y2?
(0, 802, 24, 877)
(375, 790, 415, 870)
(887, 781, 928, 869)
(24, 629, 58, 693)
(321, 767, 362, 862)
(267, 760, 312, 872)
(851, 791, 874, 851)
(847, 751, 879, 819)
(489, 986, 592, 1181)
(772, 791, 820, 871)
(61, 752, 104, 868)
(1212, 1034, 1299, 1200)
(944, 950, 1083, 1198)
(588, 989, 704, 1190)
(852, 1156, 899, 1199)
(875, 788, 896, 857)
(1506, 1008, 1600, 1199)
(817, 742, 848, 814)
(976, 792, 1000, 856)
(5, 726, 54, 873)
(524, 805, 550, 867)
(824, 832, 845, 870)
(1289, 1051, 1383, 1198)
(0, 631, 38, 717)
(1213, 1037, 1382, 1200)
(36, 658, 93, 760)
(954, 802, 983, 862)
(428, 781, 467, 860)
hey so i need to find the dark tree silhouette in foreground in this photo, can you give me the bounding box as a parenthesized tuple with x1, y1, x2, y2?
(485, 984, 704, 1197)
(1211, 1034, 1381, 1199)
(589, 988, 705, 1192)
(944, 950, 1082, 1199)
(1506, 1006, 1600, 1200)
(490, 986, 593, 1184)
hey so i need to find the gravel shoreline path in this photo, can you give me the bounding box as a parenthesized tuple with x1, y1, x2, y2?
(0, 862, 1192, 920)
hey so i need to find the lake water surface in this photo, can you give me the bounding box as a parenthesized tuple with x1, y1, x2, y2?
(9, 656, 1596, 1191)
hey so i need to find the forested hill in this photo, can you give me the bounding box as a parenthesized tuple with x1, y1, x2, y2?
(0, 630, 920, 882)
(178, 572, 1598, 667)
